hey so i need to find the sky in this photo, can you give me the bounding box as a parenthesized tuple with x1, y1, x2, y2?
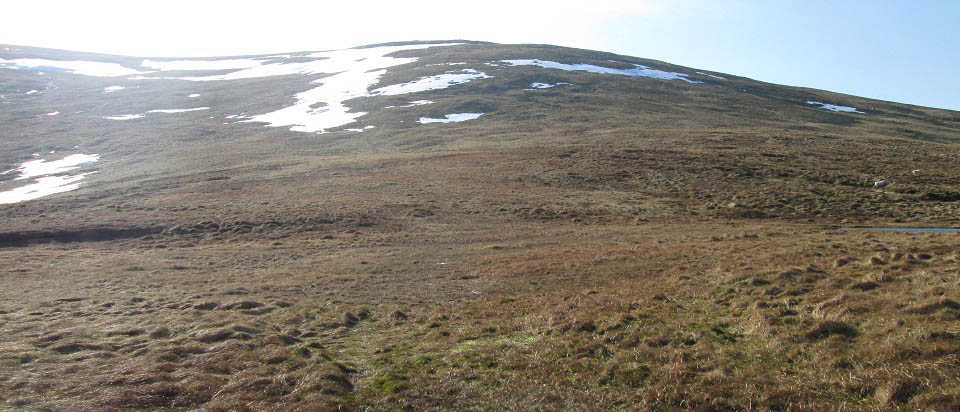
(2, 0, 957, 111)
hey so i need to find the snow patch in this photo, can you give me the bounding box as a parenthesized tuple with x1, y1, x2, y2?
(0, 153, 101, 203)
(141, 58, 267, 71)
(147, 107, 209, 114)
(0, 173, 97, 204)
(501, 59, 700, 83)
(369, 70, 491, 96)
(0, 58, 144, 77)
(103, 86, 125, 93)
(806, 101, 865, 114)
(418, 113, 483, 124)
(527, 82, 570, 89)
(696, 71, 726, 80)
(103, 114, 144, 120)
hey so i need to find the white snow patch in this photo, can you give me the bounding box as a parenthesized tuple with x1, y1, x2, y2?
(129, 43, 470, 133)
(46, 111, 59, 116)
(189, 93, 200, 97)
(0, 173, 97, 204)
(696, 71, 726, 80)
(103, 114, 145, 120)
(527, 82, 570, 89)
(418, 113, 483, 124)
(344, 126, 376, 132)
(103, 86, 125, 93)
(501, 59, 701, 83)
(370, 70, 491, 96)
(806, 101, 865, 114)
(25, 90, 39, 95)
(401, 100, 434, 107)
(147, 107, 209, 114)
(241, 43, 466, 133)
(3, 154, 100, 181)
(141, 58, 267, 71)
(0, 58, 144, 77)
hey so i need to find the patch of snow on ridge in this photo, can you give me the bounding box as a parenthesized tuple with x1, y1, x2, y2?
(147, 107, 209, 114)
(242, 43, 467, 133)
(4, 154, 100, 180)
(0, 58, 144, 77)
(103, 114, 144, 120)
(103, 86, 125, 93)
(696, 71, 726, 80)
(0, 173, 96, 204)
(127, 43, 473, 133)
(418, 113, 483, 124)
(806, 101, 865, 114)
(370, 70, 491, 96)
(141, 58, 267, 71)
(528, 82, 570, 89)
(0, 153, 101, 203)
(501, 59, 701, 83)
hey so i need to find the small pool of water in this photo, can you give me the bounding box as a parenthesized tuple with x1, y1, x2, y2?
(848, 227, 960, 233)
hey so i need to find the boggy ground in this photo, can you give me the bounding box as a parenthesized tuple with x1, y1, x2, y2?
(2, 219, 960, 411)
(2, 139, 960, 411)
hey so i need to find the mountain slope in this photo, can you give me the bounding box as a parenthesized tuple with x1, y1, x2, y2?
(1, 41, 960, 411)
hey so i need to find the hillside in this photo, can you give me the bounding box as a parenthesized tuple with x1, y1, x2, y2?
(1, 41, 960, 411)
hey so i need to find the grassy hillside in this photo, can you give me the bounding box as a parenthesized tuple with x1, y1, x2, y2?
(1, 41, 959, 411)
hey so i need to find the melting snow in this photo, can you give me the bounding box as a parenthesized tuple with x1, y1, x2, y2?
(344, 125, 377, 132)
(103, 86, 125, 93)
(369, 70, 491, 96)
(46, 111, 59, 116)
(0, 58, 144, 77)
(501, 59, 700, 83)
(807, 101, 865, 114)
(147, 107, 209, 114)
(189, 93, 200, 97)
(103, 114, 144, 120)
(402, 100, 433, 107)
(4, 154, 100, 180)
(0, 173, 97, 204)
(25, 90, 39, 95)
(696, 71, 726, 80)
(528, 82, 570, 89)
(141, 58, 267, 71)
(130, 43, 474, 133)
(418, 113, 483, 124)
(0, 153, 101, 203)
(104, 107, 208, 120)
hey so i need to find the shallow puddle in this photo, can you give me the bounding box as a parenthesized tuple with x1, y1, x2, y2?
(847, 227, 960, 233)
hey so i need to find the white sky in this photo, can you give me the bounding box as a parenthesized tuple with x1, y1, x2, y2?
(1, 0, 659, 57)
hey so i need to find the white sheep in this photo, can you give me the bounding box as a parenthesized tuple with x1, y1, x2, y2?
(912, 169, 921, 175)
(874, 180, 889, 188)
